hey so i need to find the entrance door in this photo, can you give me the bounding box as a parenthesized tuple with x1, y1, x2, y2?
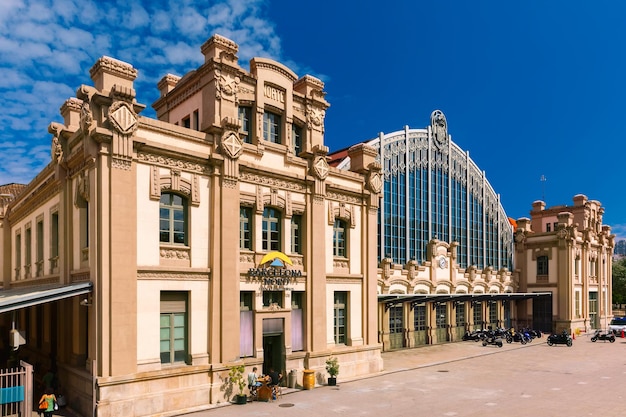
(588, 292, 598, 330)
(262, 318, 284, 377)
(532, 294, 553, 332)
(388, 305, 404, 349)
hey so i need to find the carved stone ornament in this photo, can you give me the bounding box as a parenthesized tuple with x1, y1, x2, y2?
(515, 231, 525, 243)
(430, 109, 448, 149)
(48, 122, 64, 164)
(367, 171, 383, 194)
(557, 228, 569, 240)
(221, 132, 243, 159)
(307, 105, 325, 128)
(108, 101, 138, 135)
(313, 156, 329, 180)
(80, 101, 93, 132)
(216, 70, 240, 99)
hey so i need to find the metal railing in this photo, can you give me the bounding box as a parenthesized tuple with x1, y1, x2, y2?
(0, 361, 32, 417)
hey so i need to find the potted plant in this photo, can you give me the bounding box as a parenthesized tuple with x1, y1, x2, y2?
(228, 364, 248, 404)
(325, 356, 339, 386)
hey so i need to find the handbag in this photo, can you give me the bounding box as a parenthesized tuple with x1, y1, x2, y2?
(54, 401, 59, 411)
(38, 398, 47, 410)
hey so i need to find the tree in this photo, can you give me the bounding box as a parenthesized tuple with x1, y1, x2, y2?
(612, 258, 626, 305)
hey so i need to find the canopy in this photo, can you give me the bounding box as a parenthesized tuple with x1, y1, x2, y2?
(0, 282, 93, 314)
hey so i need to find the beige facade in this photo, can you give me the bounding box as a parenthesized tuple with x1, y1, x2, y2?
(0, 34, 383, 417)
(514, 195, 615, 333)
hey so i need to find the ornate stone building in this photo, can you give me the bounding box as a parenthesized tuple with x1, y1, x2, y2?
(514, 196, 615, 333)
(0, 34, 382, 416)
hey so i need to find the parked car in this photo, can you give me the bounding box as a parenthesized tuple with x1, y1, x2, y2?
(608, 317, 626, 335)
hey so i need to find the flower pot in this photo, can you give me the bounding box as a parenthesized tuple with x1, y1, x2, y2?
(235, 394, 247, 405)
(328, 377, 337, 386)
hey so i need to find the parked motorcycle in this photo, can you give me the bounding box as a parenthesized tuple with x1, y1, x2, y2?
(462, 330, 485, 342)
(481, 329, 503, 347)
(546, 330, 573, 347)
(505, 329, 528, 344)
(591, 329, 615, 343)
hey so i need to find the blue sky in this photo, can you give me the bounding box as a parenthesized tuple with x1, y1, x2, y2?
(1, 0, 625, 240)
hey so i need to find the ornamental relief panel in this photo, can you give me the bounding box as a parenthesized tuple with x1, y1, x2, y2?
(239, 171, 306, 192)
(328, 202, 356, 228)
(326, 191, 361, 204)
(149, 166, 201, 206)
(138, 152, 211, 175)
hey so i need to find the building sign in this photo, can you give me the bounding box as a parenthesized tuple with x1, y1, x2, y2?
(264, 85, 285, 104)
(248, 251, 301, 291)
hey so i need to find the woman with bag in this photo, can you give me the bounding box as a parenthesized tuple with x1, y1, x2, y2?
(38, 387, 57, 417)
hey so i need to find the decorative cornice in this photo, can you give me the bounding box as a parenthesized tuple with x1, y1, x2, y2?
(90, 56, 137, 81)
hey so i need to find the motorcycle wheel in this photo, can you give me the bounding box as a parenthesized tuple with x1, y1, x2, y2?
(482, 341, 487, 346)
(547, 339, 554, 346)
(520, 338, 526, 345)
(497, 342, 502, 347)
(591, 337, 597, 342)
(610, 337, 615, 343)
(566, 339, 573, 347)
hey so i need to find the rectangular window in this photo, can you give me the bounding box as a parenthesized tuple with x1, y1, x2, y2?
(263, 111, 281, 144)
(473, 302, 483, 327)
(575, 291, 581, 318)
(455, 303, 465, 327)
(263, 291, 283, 308)
(488, 301, 498, 324)
(389, 306, 403, 333)
(182, 116, 190, 129)
(333, 292, 347, 344)
(537, 255, 548, 275)
(240, 292, 254, 357)
(291, 292, 304, 351)
(36, 220, 44, 277)
(25, 226, 31, 277)
(51, 212, 59, 258)
(290, 215, 302, 254)
(160, 193, 187, 245)
(262, 207, 281, 251)
(192, 110, 199, 130)
(15, 233, 21, 279)
(413, 304, 426, 331)
(292, 124, 303, 155)
(81, 203, 89, 249)
(238, 106, 252, 143)
(436, 304, 447, 328)
(160, 292, 188, 364)
(333, 219, 347, 258)
(546, 223, 551, 232)
(240, 207, 252, 250)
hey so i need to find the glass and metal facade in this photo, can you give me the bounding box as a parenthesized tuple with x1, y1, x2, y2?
(338, 110, 513, 270)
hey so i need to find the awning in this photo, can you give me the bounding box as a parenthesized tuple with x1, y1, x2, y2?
(378, 292, 552, 308)
(0, 282, 93, 314)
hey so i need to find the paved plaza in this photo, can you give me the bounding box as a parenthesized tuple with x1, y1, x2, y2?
(180, 333, 626, 417)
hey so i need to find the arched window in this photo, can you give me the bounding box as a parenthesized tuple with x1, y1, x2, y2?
(262, 207, 281, 251)
(160, 193, 187, 245)
(333, 219, 347, 258)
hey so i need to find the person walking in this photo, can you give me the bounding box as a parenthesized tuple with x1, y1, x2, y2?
(38, 387, 57, 417)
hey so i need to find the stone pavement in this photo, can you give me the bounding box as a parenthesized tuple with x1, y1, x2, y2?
(178, 332, 626, 417)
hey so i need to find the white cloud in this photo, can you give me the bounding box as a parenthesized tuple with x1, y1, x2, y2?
(0, 0, 296, 186)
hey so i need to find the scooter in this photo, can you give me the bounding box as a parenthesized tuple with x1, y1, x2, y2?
(591, 329, 616, 343)
(481, 330, 503, 347)
(462, 330, 485, 342)
(547, 330, 573, 347)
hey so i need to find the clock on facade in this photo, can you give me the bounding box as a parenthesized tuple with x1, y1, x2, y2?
(438, 256, 447, 269)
